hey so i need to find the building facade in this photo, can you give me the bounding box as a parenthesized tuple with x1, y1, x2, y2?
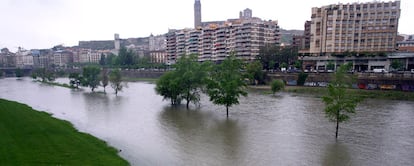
(150, 51, 168, 64)
(397, 35, 414, 52)
(165, 6, 280, 64)
(309, 1, 400, 55)
(166, 18, 280, 63)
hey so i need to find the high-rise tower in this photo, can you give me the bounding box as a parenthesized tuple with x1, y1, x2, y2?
(194, 0, 202, 28)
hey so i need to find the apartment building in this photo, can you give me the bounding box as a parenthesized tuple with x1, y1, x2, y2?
(166, 18, 279, 63)
(309, 1, 400, 55)
(302, 1, 401, 71)
(166, 30, 178, 64)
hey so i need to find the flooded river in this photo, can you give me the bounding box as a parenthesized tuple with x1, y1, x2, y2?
(0, 78, 413, 165)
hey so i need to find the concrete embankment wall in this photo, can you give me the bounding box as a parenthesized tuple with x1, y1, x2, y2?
(120, 70, 165, 78)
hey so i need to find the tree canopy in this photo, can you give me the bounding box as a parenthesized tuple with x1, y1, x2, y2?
(271, 80, 285, 95)
(206, 55, 248, 117)
(257, 44, 298, 71)
(245, 61, 264, 85)
(109, 69, 123, 96)
(69, 72, 82, 89)
(322, 63, 360, 139)
(155, 54, 210, 108)
(82, 66, 101, 92)
(101, 68, 109, 93)
(155, 71, 183, 105)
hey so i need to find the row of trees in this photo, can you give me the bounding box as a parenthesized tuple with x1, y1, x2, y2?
(68, 66, 124, 95)
(32, 68, 56, 82)
(155, 54, 266, 117)
(99, 47, 167, 69)
(257, 45, 301, 71)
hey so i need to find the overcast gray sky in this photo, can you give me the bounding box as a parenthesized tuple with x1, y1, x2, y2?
(0, 0, 412, 51)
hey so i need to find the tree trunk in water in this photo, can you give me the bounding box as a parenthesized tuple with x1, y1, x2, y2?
(336, 110, 340, 139)
(226, 106, 229, 117)
(186, 91, 190, 109)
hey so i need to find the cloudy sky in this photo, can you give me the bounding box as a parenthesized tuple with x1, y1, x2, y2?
(0, 0, 412, 51)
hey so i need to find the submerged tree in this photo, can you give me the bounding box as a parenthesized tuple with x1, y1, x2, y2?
(155, 71, 183, 105)
(155, 54, 210, 107)
(69, 72, 82, 89)
(82, 66, 101, 92)
(206, 55, 247, 117)
(322, 63, 360, 139)
(109, 69, 123, 96)
(32, 68, 55, 82)
(175, 54, 210, 109)
(101, 68, 109, 93)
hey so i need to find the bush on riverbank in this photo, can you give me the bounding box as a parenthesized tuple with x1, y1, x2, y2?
(0, 99, 128, 165)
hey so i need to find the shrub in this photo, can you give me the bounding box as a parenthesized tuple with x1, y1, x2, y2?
(271, 80, 285, 95)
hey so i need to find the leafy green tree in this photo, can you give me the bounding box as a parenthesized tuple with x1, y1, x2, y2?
(294, 60, 302, 69)
(101, 69, 109, 93)
(206, 55, 247, 117)
(155, 54, 210, 108)
(155, 71, 183, 105)
(271, 80, 285, 95)
(297, 72, 308, 86)
(134, 56, 152, 69)
(268, 60, 276, 71)
(33, 68, 55, 82)
(105, 53, 117, 66)
(280, 62, 288, 69)
(109, 69, 123, 96)
(322, 63, 360, 139)
(174, 54, 210, 109)
(257, 45, 298, 71)
(326, 61, 335, 71)
(99, 53, 106, 66)
(69, 72, 82, 89)
(258, 44, 281, 70)
(117, 47, 135, 67)
(390, 60, 403, 71)
(82, 66, 101, 92)
(246, 61, 264, 85)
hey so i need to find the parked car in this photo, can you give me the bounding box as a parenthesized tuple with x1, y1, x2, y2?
(373, 68, 387, 73)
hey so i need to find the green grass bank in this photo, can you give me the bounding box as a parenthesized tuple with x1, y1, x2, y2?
(0, 99, 129, 165)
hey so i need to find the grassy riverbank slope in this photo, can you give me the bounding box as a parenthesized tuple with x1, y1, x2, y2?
(0, 99, 128, 165)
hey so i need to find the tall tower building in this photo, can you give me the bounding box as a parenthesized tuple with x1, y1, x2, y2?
(114, 33, 121, 51)
(194, 0, 202, 28)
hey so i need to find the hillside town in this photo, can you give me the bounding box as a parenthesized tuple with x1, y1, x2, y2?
(1, 0, 413, 73)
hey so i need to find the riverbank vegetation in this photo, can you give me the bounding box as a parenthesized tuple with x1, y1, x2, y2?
(0, 98, 128, 165)
(156, 54, 248, 117)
